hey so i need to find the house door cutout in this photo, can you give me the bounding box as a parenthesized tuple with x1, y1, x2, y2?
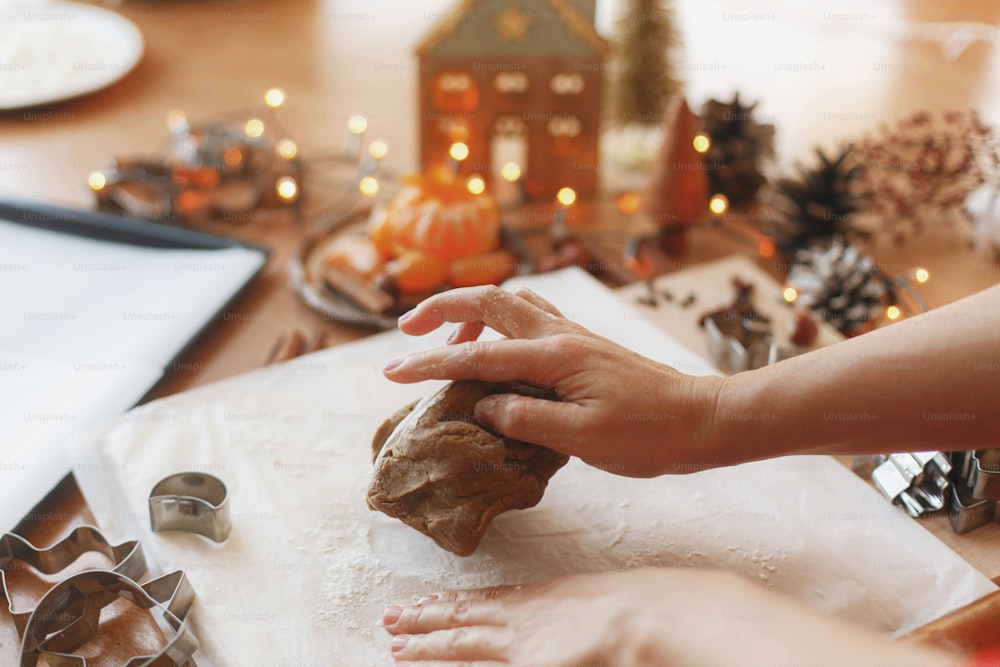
(490, 116, 527, 201)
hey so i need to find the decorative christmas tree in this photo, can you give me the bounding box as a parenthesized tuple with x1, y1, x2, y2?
(641, 95, 708, 255)
(699, 93, 775, 207)
(610, 0, 679, 127)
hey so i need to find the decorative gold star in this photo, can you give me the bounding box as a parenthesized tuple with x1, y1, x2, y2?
(495, 3, 533, 43)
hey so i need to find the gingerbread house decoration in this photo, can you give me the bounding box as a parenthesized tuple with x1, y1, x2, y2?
(416, 0, 609, 199)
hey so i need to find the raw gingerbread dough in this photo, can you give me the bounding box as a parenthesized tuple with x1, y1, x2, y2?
(367, 380, 568, 556)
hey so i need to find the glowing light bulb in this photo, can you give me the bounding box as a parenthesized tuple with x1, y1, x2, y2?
(466, 176, 486, 195)
(276, 139, 298, 160)
(87, 172, 107, 191)
(616, 191, 641, 215)
(709, 193, 729, 216)
(692, 133, 711, 153)
(556, 187, 576, 207)
(275, 176, 298, 202)
(448, 142, 470, 162)
(358, 176, 379, 196)
(782, 287, 798, 304)
(368, 140, 388, 160)
(264, 88, 286, 108)
(886, 305, 901, 321)
(165, 109, 187, 132)
(244, 118, 265, 139)
(501, 162, 522, 182)
(914, 267, 930, 284)
(757, 237, 775, 259)
(347, 114, 368, 135)
(223, 147, 244, 168)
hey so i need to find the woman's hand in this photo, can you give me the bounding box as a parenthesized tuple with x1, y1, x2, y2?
(381, 568, 958, 667)
(383, 285, 724, 477)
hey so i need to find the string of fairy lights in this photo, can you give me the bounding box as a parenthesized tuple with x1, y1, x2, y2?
(86, 89, 395, 227)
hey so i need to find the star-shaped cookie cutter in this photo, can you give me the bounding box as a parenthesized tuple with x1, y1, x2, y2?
(1, 526, 146, 637)
(149, 472, 231, 543)
(19, 569, 197, 667)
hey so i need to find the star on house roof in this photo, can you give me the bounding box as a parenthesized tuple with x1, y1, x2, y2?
(494, 3, 533, 42)
(416, 0, 609, 57)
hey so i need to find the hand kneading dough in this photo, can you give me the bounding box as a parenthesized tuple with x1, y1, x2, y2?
(367, 380, 568, 556)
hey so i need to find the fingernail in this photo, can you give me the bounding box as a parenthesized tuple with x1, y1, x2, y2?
(382, 606, 403, 626)
(383, 358, 404, 373)
(474, 396, 498, 425)
(398, 310, 415, 324)
(416, 595, 438, 605)
(446, 328, 459, 344)
(391, 635, 410, 652)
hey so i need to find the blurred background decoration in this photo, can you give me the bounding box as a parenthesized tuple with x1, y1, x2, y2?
(89, 90, 394, 229)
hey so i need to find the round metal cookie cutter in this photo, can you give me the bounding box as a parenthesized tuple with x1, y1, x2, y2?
(149, 472, 232, 543)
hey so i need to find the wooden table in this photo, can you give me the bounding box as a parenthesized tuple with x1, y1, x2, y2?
(2, 0, 1000, 661)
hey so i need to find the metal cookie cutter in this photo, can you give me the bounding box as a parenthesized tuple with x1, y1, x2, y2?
(1, 526, 146, 636)
(961, 449, 1000, 500)
(948, 477, 997, 535)
(149, 472, 231, 543)
(946, 449, 1000, 534)
(871, 452, 951, 517)
(19, 569, 197, 667)
(703, 315, 773, 374)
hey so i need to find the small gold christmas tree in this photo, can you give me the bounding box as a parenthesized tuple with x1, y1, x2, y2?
(610, 0, 680, 127)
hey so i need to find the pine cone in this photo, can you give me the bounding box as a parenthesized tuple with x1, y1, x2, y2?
(766, 147, 866, 254)
(699, 93, 775, 206)
(786, 237, 893, 336)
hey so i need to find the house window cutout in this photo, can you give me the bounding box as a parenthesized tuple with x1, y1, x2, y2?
(550, 73, 584, 95)
(547, 116, 582, 137)
(493, 115, 527, 137)
(494, 71, 529, 94)
(438, 119, 470, 143)
(432, 72, 479, 111)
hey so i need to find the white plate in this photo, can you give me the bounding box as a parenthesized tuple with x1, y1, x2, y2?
(0, 2, 144, 110)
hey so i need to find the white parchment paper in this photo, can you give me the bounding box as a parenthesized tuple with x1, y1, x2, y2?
(75, 268, 996, 667)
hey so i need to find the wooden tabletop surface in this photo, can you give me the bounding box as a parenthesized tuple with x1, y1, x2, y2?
(2, 0, 1000, 661)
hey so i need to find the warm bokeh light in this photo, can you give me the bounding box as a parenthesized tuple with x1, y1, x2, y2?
(275, 176, 298, 201)
(501, 161, 522, 182)
(757, 237, 775, 259)
(223, 147, 244, 168)
(692, 133, 711, 153)
(264, 88, 285, 108)
(165, 109, 187, 132)
(556, 186, 577, 207)
(368, 140, 388, 160)
(616, 191, 641, 215)
(914, 267, 930, 284)
(708, 193, 729, 215)
(276, 139, 298, 160)
(358, 175, 379, 196)
(87, 172, 106, 191)
(886, 305, 901, 320)
(466, 176, 486, 195)
(782, 287, 798, 303)
(448, 142, 470, 162)
(347, 114, 368, 135)
(244, 118, 265, 139)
